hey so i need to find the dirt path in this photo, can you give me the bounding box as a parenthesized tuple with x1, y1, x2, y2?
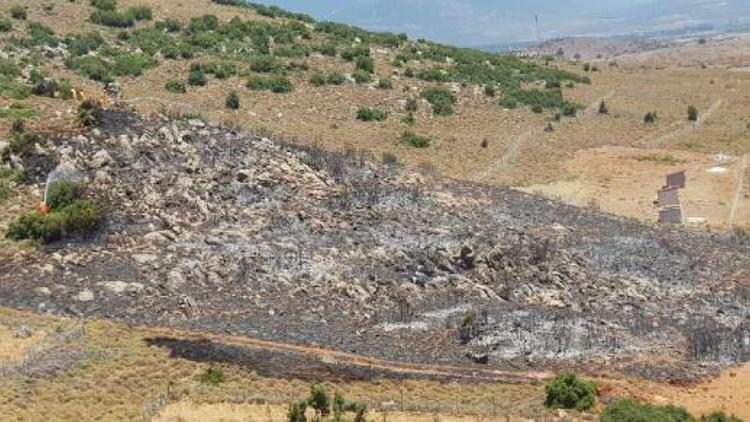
(142, 325, 551, 384)
(728, 154, 748, 226)
(640, 98, 723, 148)
(472, 91, 616, 183)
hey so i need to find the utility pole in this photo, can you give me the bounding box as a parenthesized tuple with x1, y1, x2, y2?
(535, 13, 540, 42)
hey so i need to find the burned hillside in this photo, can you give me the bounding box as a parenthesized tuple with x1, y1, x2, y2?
(1, 108, 748, 381)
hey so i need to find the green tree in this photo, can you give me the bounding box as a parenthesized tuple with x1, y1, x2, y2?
(544, 372, 597, 411)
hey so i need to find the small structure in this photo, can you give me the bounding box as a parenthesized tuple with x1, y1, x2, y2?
(666, 170, 686, 189)
(657, 171, 686, 224)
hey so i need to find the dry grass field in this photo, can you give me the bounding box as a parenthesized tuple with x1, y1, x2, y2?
(0, 308, 748, 421)
(2, 0, 749, 230)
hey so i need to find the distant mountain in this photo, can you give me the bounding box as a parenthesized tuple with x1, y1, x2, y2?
(256, 0, 750, 45)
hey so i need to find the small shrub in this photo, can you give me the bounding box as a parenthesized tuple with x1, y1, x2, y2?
(377, 78, 393, 90)
(269, 76, 293, 93)
(188, 69, 207, 86)
(309, 73, 326, 87)
(459, 308, 478, 343)
(47, 181, 83, 210)
(398, 131, 430, 148)
(326, 73, 345, 85)
(308, 384, 330, 417)
(421, 86, 456, 116)
(480, 138, 488, 148)
(484, 85, 496, 97)
(545, 122, 555, 132)
(598, 100, 608, 114)
(353, 69, 372, 84)
(9, 5, 26, 20)
(544, 372, 597, 411)
(644, 111, 658, 124)
(200, 367, 225, 386)
(248, 55, 278, 73)
(356, 107, 389, 122)
(225, 90, 240, 109)
(382, 152, 398, 166)
(561, 103, 578, 117)
(700, 412, 743, 422)
(0, 183, 10, 202)
(403, 67, 414, 77)
(0, 19, 12, 32)
(401, 111, 415, 126)
(155, 18, 181, 32)
(583, 63, 591, 72)
(531, 105, 543, 113)
(405, 98, 418, 112)
(600, 399, 693, 422)
(77, 99, 101, 127)
(90, 0, 117, 11)
(90, 10, 135, 28)
(165, 80, 186, 93)
(6, 199, 102, 243)
(287, 401, 307, 422)
(355, 56, 375, 73)
(688, 105, 698, 122)
(125, 6, 152, 21)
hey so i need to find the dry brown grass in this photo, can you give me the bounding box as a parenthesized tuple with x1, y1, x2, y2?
(5, 0, 750, 228)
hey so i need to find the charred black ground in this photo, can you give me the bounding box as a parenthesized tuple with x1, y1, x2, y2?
(1, 109, 748, 383)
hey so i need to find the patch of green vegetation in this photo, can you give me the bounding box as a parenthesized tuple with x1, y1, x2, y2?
(15, 22, 60, 48)
(421, 86, 456, 116)
(66, 49, 157, 83)
(600, 399, 741, 422)
(187, 69, 207, 86)
(0, 104, 38, 121)
(164, 80, 186, 93)
(327, 73, 346, 85)
(155, 18, 182, 33)
(377, 78, 393, 90)
(309, 73, 326, 87)
(352, 69, 371, 84)
(6, 198, 102, 243)
(398, 131, 430, 148)
(66, 32, 106, 57)
(200, 367, 225, 386)
(90, 0, 117, 11)
(644, 111, 658, 124)
(124, 27, 172, 55)
(248, 55, 279, 73)
(126, 6, 152, 21)
(405, 98, 418, 112)
(225, 90, 240, 109)
(0, 77, 31, 100)
(0, 19, 12, 32)
(90, 10, 135, 28)
(246, 75, 293, 93)
(191, 62, 237, 79)
(356, 107, 389, 122)
(355, 56, 374, 73)
(544, 372, 597, 411)
(341, 45, 370, 62)
(633, 154, 685, 166)
(9, 5, 27, 20)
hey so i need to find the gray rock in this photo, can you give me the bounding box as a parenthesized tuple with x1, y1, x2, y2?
(88, 149, 112, 169)
(77, 289, 94, 302)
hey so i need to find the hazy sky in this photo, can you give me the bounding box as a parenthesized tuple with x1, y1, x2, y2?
(255, 0, 660, 45)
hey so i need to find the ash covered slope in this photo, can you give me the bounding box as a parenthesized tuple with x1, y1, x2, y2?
(1, 109, 748, 380)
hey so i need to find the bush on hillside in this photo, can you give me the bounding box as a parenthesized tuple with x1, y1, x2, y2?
(165, 80, 186, 93)
(398, 131, 430, 148)
(405, 98, 418, 112)
(377, 78, 393, 90)
(309, 73, 326, 87)
(225, 90, 240, 109)
(6, 199, 102, 243)
(601, 399, 693, 422)
(126, 6, 152, 21)
(421, 86, 456, 116)
(188, 69, 207, 86)
(0, 19, 12, 32)
(352, 69, 372, 84)
(356, 107, 389, 122)
(46, 181, 83, 210)
(326, 73, 346, 85)
(644, 111, 658, 124)
(90, 0, 117, 11)
(9, 5, 27, 20)
(544, 372, 597, 411)
(355, 56, 375, 73)
(200, 367, 225, 385)
(90, 10, 135, 28)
